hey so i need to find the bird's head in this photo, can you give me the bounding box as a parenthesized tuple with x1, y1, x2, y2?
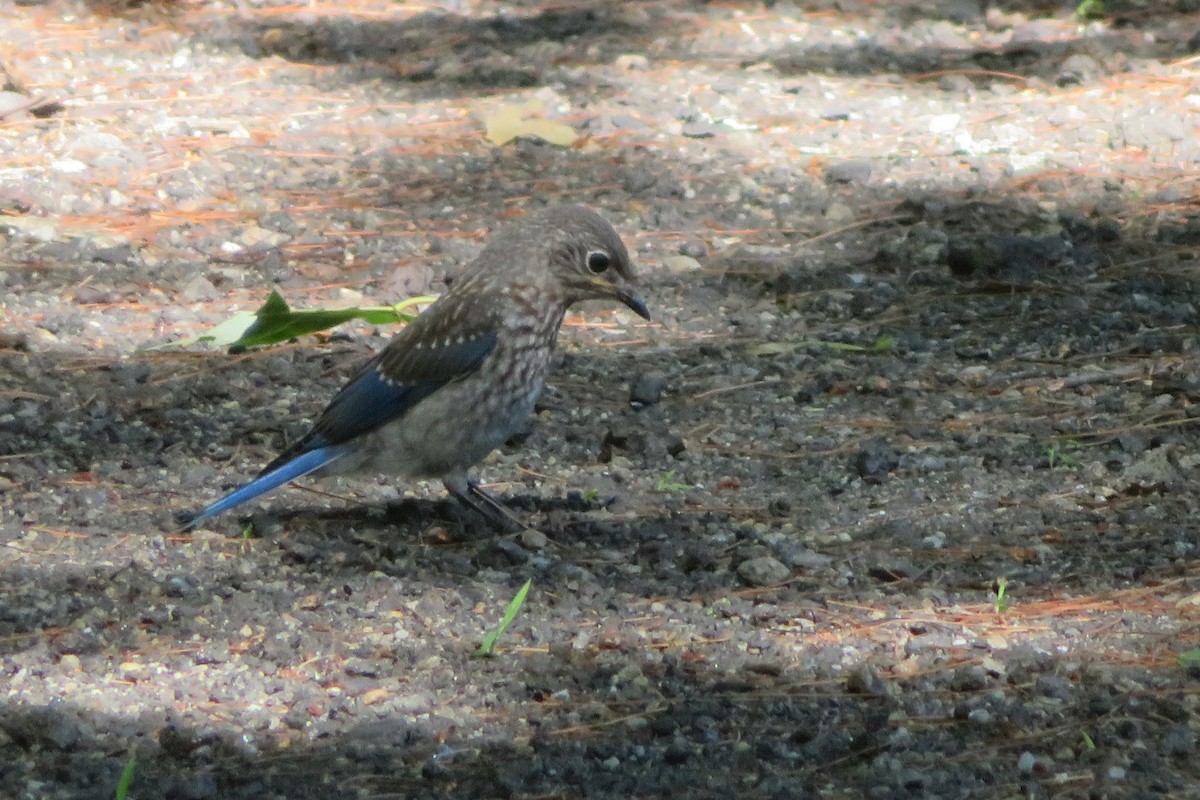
(480, 204, 650, 321)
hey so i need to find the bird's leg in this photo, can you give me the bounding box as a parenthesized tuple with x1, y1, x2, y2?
(442, 474, 528, 532)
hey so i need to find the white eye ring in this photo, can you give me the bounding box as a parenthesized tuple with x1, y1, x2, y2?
(586, 250, 611, 274)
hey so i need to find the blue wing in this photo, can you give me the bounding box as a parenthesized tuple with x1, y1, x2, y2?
(266, 329, 498, 466)
(187, 313, 498, 528)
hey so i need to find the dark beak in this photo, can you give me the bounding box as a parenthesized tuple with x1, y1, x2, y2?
(615, 286, 651, 320)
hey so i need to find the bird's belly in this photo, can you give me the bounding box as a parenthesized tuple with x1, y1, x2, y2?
(352, 349, 551, 479)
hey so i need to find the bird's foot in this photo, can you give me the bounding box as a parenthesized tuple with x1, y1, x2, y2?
(443, 478, 534, 534)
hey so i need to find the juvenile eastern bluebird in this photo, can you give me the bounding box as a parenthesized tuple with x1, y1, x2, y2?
(187, 204, 649, 529)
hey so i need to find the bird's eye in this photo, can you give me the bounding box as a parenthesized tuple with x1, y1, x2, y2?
(586, 250, 611, 274)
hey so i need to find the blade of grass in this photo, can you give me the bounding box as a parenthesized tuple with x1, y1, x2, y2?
(824, 334, 895, 354)
(477, 578, 532, 656)
(115, 753, 136, 800)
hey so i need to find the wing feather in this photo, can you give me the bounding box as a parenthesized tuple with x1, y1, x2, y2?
(259, 312, 498, 473)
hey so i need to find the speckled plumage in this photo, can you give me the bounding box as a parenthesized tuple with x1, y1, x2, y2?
(187, 204, 649, 529)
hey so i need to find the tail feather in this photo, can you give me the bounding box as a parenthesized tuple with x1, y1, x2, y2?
(185, 446, 347, 529)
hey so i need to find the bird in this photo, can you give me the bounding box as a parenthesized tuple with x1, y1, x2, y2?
(186, 204, 650, 530)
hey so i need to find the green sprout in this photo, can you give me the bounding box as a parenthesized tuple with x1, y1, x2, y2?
(994, 577, 1011, 614)
(238, 521, 255, 553)
(1047, 440, 1081, 470)
(749, 334, 894, 358)
(654, 470, 691, 493)
(115, 754, 136, 800)
(477, 579, 532, 657)
(823, 334, 895, 354)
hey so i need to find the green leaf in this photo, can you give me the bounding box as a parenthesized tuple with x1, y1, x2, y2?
(115, 753, 136, 800)
(143, 310, 258, 350)
(152, 291, 436, 351)
(227, 290, 434, 352)
(476, 579, 533, 657)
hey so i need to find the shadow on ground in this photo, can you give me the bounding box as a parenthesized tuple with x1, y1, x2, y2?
(183, 0, 1200, 96)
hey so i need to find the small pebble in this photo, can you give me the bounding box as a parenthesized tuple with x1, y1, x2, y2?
(630, 372, 669, 406)
(519, 528, 548, 550)
(967, 708, 992, 724)
(737, 556, 790, 587)
(824, 159, 873, 184)
(181, 273, 218, 302)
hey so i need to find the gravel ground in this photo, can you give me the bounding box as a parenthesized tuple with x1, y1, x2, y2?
(3, 1, 1200, 798)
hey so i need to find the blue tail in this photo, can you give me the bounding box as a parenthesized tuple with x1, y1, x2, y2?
(186, 446, 348, 529)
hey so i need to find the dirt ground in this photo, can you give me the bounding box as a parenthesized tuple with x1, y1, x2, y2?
(2, 1, 1200, 798)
